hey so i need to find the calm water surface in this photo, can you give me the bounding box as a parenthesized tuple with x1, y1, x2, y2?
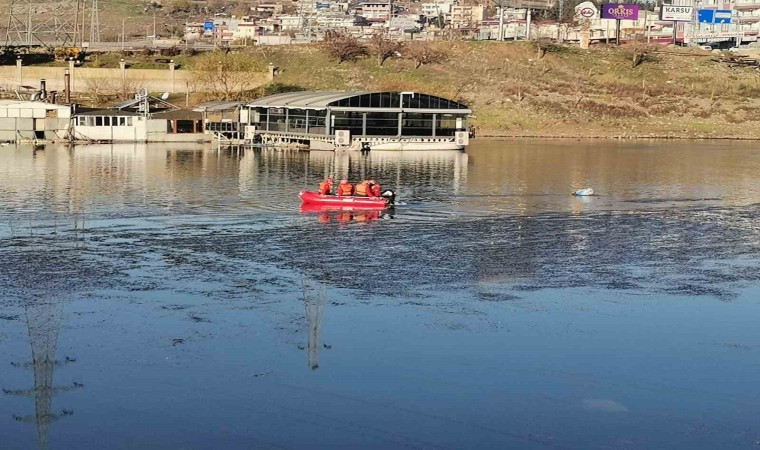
(0, 140, 759, 449)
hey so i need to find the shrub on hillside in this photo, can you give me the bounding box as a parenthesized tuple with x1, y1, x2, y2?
(160, 46, 181, 57)
(368, 32, 402, 67)
(405, 43, 447, 69)
(322, 30, 367, 64)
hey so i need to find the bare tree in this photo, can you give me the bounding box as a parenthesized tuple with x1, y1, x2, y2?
(624, 37, 654, 68)
(82, 74, 145, 104)
(166, 0, 194, 13)
(369, 32, 402, 67)
(323, 30, 367, 64)
(533, 26, 556, 59)
(405, 43, 448, 69)
(190, 51, 265, 100)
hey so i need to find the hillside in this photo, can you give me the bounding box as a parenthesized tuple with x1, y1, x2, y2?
(0, 0, 236, 42)
(8, 34, 760, 138)
(249, 41, 760, 138)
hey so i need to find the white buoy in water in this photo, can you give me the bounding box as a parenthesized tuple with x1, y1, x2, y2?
(573, 188, 594, 196)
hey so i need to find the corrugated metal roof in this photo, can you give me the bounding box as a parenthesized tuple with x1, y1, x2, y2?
(111, 98, 143, 109)
(0, 100, 71, 110)
(245, 91, 472, 113)
(75, 109, 142, 116)
(152, 109, 203, 119)
(246, 91, 373, 109)
(193, 101, 243, 111)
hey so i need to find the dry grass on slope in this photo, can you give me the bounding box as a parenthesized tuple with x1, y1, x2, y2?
(248, 41, 760, 138)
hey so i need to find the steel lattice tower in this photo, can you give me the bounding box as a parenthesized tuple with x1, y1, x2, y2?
(3, 296, 81, 450)
(88, 0, 99, 43)
(4, 0, 85, 47)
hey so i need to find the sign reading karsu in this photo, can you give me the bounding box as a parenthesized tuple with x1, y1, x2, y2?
(661, 5, 693, 22)
(601, 3, 640, 20)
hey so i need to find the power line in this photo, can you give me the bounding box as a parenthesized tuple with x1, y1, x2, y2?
(4, 0, 85, 47)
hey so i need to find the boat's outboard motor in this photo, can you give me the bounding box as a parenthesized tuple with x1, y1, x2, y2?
(361, 142, 371, 153)
(381, 189, 396, 206)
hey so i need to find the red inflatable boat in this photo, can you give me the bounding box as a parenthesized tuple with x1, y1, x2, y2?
(299, 190, 395, 209)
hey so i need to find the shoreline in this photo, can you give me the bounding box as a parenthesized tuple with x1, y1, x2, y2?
(476, 132, 760, 141)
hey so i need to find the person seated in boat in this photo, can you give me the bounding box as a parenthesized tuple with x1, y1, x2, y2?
(318, 176, 333, 195)
(354, 180, 370, 197)
(368, 180, 381, 197)
(337, 179, 354, 197)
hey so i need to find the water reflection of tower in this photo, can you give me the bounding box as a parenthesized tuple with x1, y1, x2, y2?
(302, 284, 327, 370)
(4, 296, 81, 450)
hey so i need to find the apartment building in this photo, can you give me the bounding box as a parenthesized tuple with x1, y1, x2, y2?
(359, 1, 392, 22)
(450, 5, 486, 28)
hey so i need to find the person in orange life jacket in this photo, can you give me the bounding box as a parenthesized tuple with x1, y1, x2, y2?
(337, 179, 354, 196)
(318, 177, 333, 195)
(368, 179, 381, 197)
(354, 180, 370, 197)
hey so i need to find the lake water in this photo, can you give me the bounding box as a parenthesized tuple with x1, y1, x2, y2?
(1, 140, 759, 449)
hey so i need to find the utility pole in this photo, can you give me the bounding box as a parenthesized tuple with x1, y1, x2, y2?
(493, 0, 506, 41)
(558, 0, 564, 42)
(690, 0, 700, 47)
(498, 6, 504, 41)
(388, 0, 393, 30)
(526, 8, 531, 40)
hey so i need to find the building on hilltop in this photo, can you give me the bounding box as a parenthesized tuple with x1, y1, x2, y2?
(421, 0, 455, 18)
(358, 0, 393, 23)
(504, 0, 556, 10)
(450, 4, 486, 28)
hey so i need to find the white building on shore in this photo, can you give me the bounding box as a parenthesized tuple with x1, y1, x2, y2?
(0, 100, 71, 142)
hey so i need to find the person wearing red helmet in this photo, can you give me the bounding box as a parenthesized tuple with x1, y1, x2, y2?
(368, 179, 381, 197)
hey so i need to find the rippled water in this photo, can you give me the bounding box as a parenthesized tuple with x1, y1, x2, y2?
(1, 140, 759, 449)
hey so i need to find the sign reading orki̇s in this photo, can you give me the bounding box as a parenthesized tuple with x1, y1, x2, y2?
(601, 3, 640, 20)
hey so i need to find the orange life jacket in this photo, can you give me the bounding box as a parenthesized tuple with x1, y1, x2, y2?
(370, 183, 381, 197)
(355, 181, 369, 196)
(338, 183, 353, 196)
(318, 181, 332, 195)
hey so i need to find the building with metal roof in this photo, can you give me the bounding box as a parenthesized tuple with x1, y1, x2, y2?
(243, 91, 473, 150)
(193, 101, 244, 140)
(0, 100, 72, 142)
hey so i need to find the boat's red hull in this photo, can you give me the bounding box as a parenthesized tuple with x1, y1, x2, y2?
(299, 190, 390, 209)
